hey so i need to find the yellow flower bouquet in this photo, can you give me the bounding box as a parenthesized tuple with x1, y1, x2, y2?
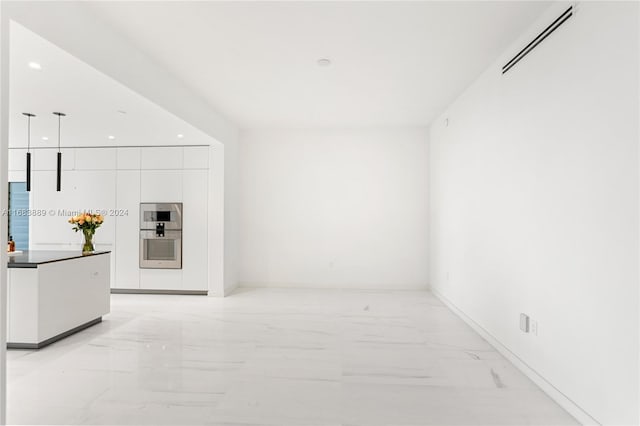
(68, 212, 104, 253)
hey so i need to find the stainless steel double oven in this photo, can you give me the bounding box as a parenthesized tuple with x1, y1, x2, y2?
(139, 202, 183, 269)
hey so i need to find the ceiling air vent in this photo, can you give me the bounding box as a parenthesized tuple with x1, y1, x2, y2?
(502, 5, 574, 75)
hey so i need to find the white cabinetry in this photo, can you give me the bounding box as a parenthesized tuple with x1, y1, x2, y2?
(7, 253, 111, 348)
(182, 170, 209, 290)
(8, 149, 27, 183)
(115, 170, 140, 289)
(116, 147, 141, 170)
(32, 148, 76, 171)
(8, 149, 26, 171)
(30, 170, 117, 249)
(137, 154, 208, 292)
(184, 146, 209, 169)
(9, 145, 210, 294)
(140, 170, 183, 202)
(139, 146, 184, 202)
(141, 147, 183, 170)
(140, 269, 183, 291)
(75, 148, 117, 170)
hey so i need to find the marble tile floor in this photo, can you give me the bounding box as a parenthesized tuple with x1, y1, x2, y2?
(6, 288, 578, 426)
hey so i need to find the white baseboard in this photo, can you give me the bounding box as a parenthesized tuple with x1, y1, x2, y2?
(431, 288, 599, 426)
(237, 281, 429, 291)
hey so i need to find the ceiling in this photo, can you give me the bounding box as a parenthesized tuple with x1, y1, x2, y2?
(9, 21, 216, 149)
(85, 1, 552, 128)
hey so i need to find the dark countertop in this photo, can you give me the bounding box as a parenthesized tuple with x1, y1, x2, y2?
(7, 250, 111, 268)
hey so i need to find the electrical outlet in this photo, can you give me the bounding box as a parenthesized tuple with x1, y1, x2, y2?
(530, 320, 538, 336)
(519, 313, 530, 333)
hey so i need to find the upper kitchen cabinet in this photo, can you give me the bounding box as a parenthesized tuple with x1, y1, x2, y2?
(9, 149, 76, 172)
(9, 149, 28, 182)
(141, 147, 183, 170)
(117, 147, 141, 170)
(75, 148, 116, 170)
(183, 146, 209, 169)
(140, 170, 183, 202)
(32, 148, 76, 171)
(8, 149, 27, 171)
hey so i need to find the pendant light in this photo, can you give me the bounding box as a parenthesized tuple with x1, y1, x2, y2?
(22, 112, 35, 191)
(53, 112, 66, 191)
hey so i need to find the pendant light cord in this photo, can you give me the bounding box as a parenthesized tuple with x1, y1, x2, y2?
(53, 111, 65, 151)
(57, 114, 61, 152)
(22, 112, 35, 152)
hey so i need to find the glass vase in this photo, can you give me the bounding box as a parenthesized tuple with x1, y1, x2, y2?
(82, 228, 95, 254)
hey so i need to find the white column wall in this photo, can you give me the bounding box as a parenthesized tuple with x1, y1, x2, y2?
(223, 136, 239, 296)
(0, 5, 9, 424)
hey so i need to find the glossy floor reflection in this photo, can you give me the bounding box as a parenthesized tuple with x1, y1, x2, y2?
(7, 288, 578, 425)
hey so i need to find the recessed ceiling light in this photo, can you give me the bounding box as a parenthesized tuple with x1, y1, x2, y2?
(42, 136, 48, 141)
(177, 134, 184, 139)
(107, 135, 116, 140)
(28, 62, 42, 70)
(317, 58, 332, 67)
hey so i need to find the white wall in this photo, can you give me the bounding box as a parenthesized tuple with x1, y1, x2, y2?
(0, 6, 9, 424)
(223, 137, 240, 295)
(238, 128, 429, 289)
(209, 143, 225, 296)
(429, 2, 639, 425)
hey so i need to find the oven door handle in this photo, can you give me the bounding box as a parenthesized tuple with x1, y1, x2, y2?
(140, 230, 182, 239)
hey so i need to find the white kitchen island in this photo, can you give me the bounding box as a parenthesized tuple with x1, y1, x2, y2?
(7, 250, 111, 349)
